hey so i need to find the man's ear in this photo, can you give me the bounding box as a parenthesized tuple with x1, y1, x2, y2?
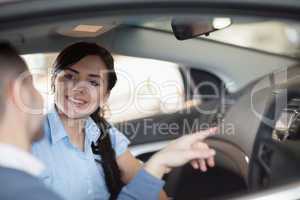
(0, 79, 18, 123)
(5, 79, 17, 106)
(7, 77, 26, 112)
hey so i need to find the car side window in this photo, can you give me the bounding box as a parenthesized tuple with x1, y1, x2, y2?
(22, 53, 186, 122)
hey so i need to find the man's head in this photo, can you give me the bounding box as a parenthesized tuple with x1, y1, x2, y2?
(0, 43, 43, 145)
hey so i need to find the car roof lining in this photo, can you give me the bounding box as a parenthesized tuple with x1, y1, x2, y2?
(3, 24, 297, 94)
(0, 12, 298, 93)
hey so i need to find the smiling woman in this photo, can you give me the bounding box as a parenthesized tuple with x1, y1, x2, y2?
(53, 55, 109, 119)
(32, 42, 129, 200)
(28, 42, 163, 200)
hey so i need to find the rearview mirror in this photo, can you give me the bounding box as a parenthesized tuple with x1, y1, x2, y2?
(171, 17, 232, 40)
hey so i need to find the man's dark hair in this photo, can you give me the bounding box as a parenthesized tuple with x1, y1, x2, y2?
(0, 42, 27, 119)
(0, 43, 26, 72)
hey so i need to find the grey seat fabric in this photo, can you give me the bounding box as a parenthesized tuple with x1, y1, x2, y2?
(0, 166, 62, 200)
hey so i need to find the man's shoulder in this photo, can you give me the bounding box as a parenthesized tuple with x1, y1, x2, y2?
(0, 167, 62, 200)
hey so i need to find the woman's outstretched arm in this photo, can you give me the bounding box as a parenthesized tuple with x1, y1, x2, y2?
(117, 151, 169, 200)
(116, 127, 217, 200)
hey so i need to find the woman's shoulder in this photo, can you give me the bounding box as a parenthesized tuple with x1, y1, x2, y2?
(108, 125, 131, 157)
(108, 125, 129, 142)
(85, 118, 131, 157)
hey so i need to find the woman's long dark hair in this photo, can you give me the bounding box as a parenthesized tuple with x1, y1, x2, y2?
(52, 42, 123, 200)
(91, 109, 124, 200)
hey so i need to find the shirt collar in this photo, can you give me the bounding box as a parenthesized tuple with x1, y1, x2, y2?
(0, 143, 45, 176)
(47, 105, 101, 144)
(47, 106, 68, 144)
(85, 117, 101, 143)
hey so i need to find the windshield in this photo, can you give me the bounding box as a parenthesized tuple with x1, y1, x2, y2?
(136, 18, 300, 59)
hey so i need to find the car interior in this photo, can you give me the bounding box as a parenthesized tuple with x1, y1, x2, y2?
(1, 1, 300, 200)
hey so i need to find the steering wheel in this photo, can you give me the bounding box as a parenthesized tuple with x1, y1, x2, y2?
(248, 87, 300, 190)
